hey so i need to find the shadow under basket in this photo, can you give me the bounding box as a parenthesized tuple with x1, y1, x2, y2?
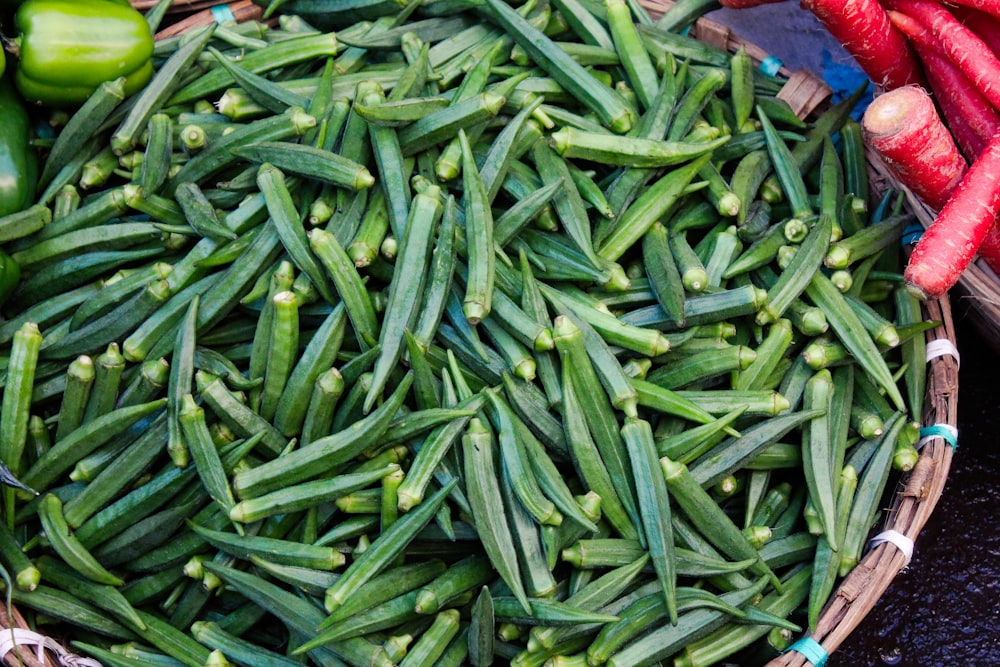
(0, 2, 961, 667)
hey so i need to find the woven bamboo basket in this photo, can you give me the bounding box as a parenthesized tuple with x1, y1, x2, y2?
(641, 4, 961, 665)
(0, 2, 960, 666)
(762, 152, 959, 667)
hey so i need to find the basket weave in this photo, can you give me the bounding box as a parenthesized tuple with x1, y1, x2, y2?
(151, 0, 264, 40)
(0, 3, 960, 667)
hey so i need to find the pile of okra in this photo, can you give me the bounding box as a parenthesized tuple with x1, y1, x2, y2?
(0, 1, 934, 666)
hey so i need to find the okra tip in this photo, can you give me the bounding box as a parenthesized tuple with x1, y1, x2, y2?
(228, 503, 251, 524)
(608, 107, 636, 135)
(603, 265, 632, 292)
(772, 392, 792, 415)
(110, 133, 135, 157)
(205, 650, 229, 667)
(659, 455, 685, 481)
(824, 245, 852, 270)
(718, 192, 741, 218)
(650, 332, 671, 357)
(414, 589, 441, 615)
(532, 328, 554, 352)
(289, 107, 318, 134)
(893, 443, 919, 472)
(514, 358, 537, 383)
(121, 183, 143, 206)
(396, 489, 421, 513)
(560, 543, 585, 568)
(354, 167, 376, 191)
(548, 127, 572, 156)
(755, 307, 778, 327)
(16, 566, 40, 592)
(463, 301, 489, 326)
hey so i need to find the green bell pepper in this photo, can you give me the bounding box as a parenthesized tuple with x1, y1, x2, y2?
(12, 0, 154, 107)
(0, 75, 37, 217)
(0, 77, 29, 305)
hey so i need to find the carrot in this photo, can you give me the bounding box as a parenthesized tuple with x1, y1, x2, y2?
(894, 0, 1000, 111)
(719, 0, 787, 6)
(800, 0, 926, 90)
(884, 5, 945, 55)
(904, 131, 1000, 298)
(862, 85, 967, 211)
(950, 4, 1000, 55)
(940, 0, 1000, 19)
(887, 8, 1000, 158)
(975, 217, 1000, 276)
(922, 49, 996, 159)
(915, 49, 999, 159)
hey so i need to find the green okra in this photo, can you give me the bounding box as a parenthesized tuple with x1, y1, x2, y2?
(661, 457, 782, 592)
(622, 416, 677, 624)
(233, 373, 413, 498)
(324, 479, 458, 613)
(461, 417, 532, 613)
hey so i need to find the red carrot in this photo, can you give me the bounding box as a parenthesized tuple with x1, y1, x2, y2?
(884, 5, 945, 55)
(918, 48, 999, 159)
(862, 85, 967, 211)
(926, 63, 992, 158)
(888, 8, 1000, 158)
(975, 217, 1000, 276)
(800, 0, 926, 90)
(894, 0, 1000, 111)
(719, 0, 787, 6)
(904, 132, 1000, 298)
(950, 4, 1000, 55)
(938, 0, 1000, 20)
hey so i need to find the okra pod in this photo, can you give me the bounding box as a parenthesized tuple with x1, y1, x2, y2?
(482, 0, 635, 133)
(622, 416, 677, 624)
(661, 456, 782, 590)
(325, 479, 458, 613)
(461, 417, 532, 613)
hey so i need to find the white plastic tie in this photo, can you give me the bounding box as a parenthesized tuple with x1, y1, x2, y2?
(869, 529, 914, 569)
(0, 628, 104, 667)
(925, 338, 960, 369)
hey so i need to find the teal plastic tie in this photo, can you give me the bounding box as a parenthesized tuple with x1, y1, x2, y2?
(919, 424, 958, 450)
(785, 637, 829, 667)
(760, 56, 783, 77)
(901, 223, 924, 246)
(211, 4, 236, 23)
